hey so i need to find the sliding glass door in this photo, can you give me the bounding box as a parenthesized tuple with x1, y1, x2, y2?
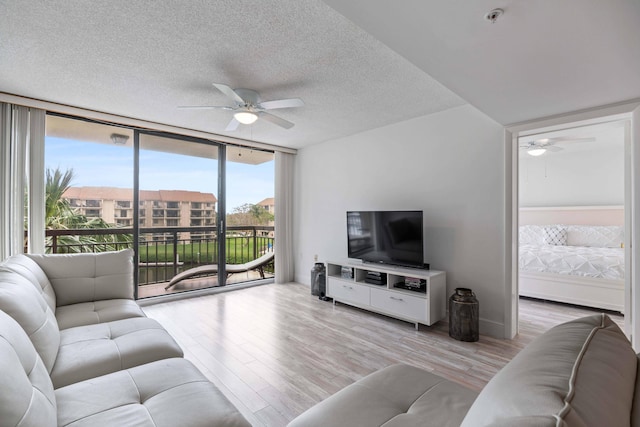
(136, 131, 222, 297)
(44, 114, 276, 298)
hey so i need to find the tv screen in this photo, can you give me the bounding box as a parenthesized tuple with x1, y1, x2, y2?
(347, 210, 424, 268)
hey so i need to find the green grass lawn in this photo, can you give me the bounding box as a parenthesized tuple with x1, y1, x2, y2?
(139, 236, 272, 264)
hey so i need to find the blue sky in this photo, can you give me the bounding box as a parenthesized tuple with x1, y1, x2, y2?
(45, 137, 274, 211)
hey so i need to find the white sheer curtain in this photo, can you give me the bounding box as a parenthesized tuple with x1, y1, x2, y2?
(274, 151, 295, 283)
(27, 109, 46, 254)
(0, 103, 46, 260)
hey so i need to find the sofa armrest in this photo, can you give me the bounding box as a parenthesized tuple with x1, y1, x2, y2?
(26, 249, 135, 306)
(288, 364, 477, 427)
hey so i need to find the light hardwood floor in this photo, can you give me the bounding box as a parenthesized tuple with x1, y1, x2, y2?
(142, 282, 624, 427)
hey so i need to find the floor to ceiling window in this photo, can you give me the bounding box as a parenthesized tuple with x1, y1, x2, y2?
(225, 145, 275, 285)
(44, 114, 275, 299)
(44, 114, 134, 254)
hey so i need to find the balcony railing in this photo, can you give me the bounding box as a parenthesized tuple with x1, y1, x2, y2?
(45, 226, 275, 288)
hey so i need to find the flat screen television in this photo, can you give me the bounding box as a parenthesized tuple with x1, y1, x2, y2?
(347, 210, 424, 268)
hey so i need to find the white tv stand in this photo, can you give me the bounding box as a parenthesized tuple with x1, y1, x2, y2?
(326, 260, 447, 329)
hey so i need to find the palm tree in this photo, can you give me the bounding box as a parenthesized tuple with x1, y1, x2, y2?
(45, 167, 74, 229)
(45, 167, 132, 253)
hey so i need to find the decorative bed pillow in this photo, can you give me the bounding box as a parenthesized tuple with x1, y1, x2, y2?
(519, 225, 546, 245)
(566, 225, 624, 248)
(543, 226, 567, 246)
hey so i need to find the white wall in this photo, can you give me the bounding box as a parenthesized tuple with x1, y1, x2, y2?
(519, 133, 625, 207)
(293, 104, 506, 337)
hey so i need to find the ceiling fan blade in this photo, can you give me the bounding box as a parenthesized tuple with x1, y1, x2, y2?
(212, 83, 245, 105)
(258, 112, 294, 129)
(177, 105, 234, 110)
(550, 137, 596, 143)
(546, 146, 563, 152)
(259, 98, 304, 110)
(225, 118, 240, 131)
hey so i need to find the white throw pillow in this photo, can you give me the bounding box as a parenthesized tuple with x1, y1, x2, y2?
(566, 225, 624, 248)
(519, 225, 545, 245)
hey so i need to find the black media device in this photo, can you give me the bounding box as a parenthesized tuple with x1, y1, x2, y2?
(364, 270, 386, 285)
(347, 210, 426, 269)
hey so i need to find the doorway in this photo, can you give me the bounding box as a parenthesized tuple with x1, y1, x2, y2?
(505, 102, 640, 345)
(516, 121, 627, 328)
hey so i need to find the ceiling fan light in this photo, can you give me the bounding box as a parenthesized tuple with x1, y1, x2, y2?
(527, 147, 547, 157)
(234, 111, 258, 125)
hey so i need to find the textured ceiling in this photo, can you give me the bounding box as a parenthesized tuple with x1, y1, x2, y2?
(0, 0, 464, 149)
(1, 1, 639, 151)
(324, 0, 640, 125)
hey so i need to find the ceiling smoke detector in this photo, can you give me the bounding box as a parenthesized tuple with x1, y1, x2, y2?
(484, 8, 504, 23)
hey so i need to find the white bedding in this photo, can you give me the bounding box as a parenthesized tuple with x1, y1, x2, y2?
(519, 244, 625, 280)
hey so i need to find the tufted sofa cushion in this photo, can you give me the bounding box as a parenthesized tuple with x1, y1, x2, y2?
(288, 363, 478, 427)
(0, 309, 57, 426)
(54, 298, 147, 329)
(55, 357, 251, 427)
(51, 317, 183, 388)
(26, 249, 135, 306)
(460, 313, 636, 427)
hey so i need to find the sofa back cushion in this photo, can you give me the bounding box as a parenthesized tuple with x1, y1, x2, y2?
(461, 314, 636, 427)
(0, 272, 61, 373)
(27, 249, 134, 306)
(0, 309, 57, 426)
(0, 253, 57, 311)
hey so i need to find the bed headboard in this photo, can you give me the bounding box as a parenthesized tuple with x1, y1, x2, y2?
(519, 206, 624, 226)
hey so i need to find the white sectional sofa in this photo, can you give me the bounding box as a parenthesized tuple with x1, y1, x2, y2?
(0, 249, 250, 426)
(288, 313, 637, 427)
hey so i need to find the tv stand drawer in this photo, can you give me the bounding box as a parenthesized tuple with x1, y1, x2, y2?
(370, 288, 427, 322)
(328, 280, 369, 305)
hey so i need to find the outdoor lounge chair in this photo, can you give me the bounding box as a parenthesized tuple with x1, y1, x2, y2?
(164, 251, 275, 290)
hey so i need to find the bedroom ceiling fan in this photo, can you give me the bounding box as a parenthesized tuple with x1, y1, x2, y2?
(178, 83, 304, 131)
(519, 137, 595, 157)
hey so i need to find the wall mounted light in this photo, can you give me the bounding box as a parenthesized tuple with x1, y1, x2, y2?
(110, 133, 130, 145)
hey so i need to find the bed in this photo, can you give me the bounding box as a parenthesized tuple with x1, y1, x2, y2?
(518, 206, 625, 313)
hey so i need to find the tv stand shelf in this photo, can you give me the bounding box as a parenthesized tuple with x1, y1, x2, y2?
(326, 261, 446, 329)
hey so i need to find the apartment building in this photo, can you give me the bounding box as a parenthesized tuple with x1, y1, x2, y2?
(63, 187, 217, 239)
(257, 197, 275, 218)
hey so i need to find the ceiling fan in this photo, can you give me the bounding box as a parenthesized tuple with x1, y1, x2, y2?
(519, 137, 595, 157)
(178, 83, 304, 131)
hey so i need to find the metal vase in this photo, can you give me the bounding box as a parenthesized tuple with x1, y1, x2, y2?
(449, 288, 479, 342)
(310, 263, 326, 297)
